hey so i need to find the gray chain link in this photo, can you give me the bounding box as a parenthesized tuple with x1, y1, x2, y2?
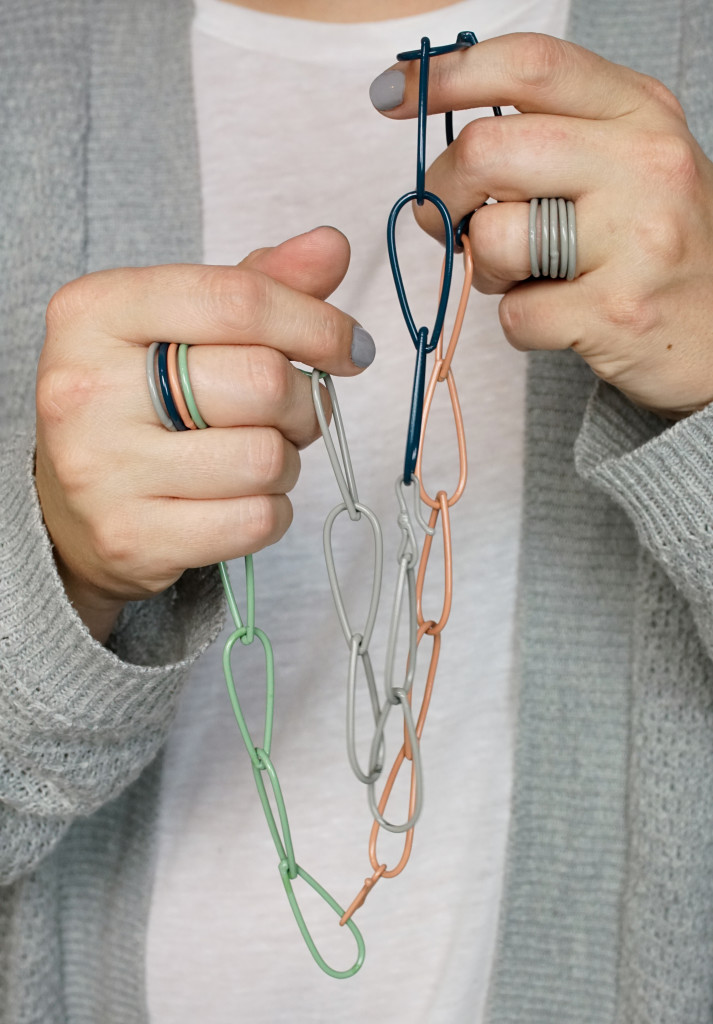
(311, 369, 425, 834)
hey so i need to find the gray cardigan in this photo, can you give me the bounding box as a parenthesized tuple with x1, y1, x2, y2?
(1, 0, 713, 1021)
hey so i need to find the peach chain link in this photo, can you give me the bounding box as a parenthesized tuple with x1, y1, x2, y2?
(340, 234, 474, 924)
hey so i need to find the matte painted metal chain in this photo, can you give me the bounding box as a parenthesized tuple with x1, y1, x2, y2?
(172, 371, 366, 978)
(313, 236, 474, 925)
(193, 29, 495, 978)
(309, 31, 498, 925)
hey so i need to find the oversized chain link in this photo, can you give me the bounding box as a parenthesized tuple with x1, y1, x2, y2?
(309, 32, 498, 926)
(195, 29, 495, 977)
(312, 235, 474, 923)
(218, 557, 366, 978)
(163, 359, 367, 978)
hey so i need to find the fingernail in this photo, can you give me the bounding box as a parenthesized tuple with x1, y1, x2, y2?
(369, 69, 405, 111)
(351, 325, 376, 368)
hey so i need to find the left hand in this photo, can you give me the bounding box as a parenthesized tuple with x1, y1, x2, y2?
(371, 33, 713, 419)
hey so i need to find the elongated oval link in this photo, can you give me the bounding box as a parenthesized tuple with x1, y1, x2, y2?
(339, 864, 387, 926)
(358, 628, 441, 901)
(333, 30, 488, 937)
(416, 494, 453, 635)
(278, 860, 366, 979)
(439, 234, 474, 381)
(395, 476, 420, 564)
(387, 191, 454, 353)
(415, 240, 470, 507)
(367, 687, 423, 832)
(384, 558, 418, 700)
(253, 748, 297, 878)
(323, 502, 383, 652)
(403, 328, 429, 484)
(369, 747, 416, 874)
(346, 637, 384, 785)
(312, 370, 360, 521)
(402, 474, 435, 537)
(403, 623, 441, 760)
(416, 365, 467, 510)
(222, 625, 274, 769)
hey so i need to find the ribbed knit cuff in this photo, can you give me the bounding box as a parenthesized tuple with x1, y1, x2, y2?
(575, 381, 713, 607)
(0, 431, 225, 822)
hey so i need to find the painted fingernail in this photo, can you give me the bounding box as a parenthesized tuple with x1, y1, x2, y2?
(369, 69, 405, 111)
(351, 325, 376, 368)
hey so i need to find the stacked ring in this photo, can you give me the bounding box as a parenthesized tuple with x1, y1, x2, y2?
(529, 197, 577, 281)
(146, 342, 209, 430)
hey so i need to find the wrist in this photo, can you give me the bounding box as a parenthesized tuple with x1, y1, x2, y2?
(55, 558, 126, 644)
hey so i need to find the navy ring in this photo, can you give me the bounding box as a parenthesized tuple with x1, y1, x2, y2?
(157, 342, 188, 431)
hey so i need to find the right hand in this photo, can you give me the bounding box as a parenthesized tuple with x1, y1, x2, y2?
(34, 226, 373, 642)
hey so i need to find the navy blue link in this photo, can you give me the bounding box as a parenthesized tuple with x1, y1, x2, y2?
(387, 31, 502, 482)
(157, 342, 188, 431)
(388, 33, 472, 483)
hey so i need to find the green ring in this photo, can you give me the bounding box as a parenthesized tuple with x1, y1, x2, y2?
(177, 343, 208, 429)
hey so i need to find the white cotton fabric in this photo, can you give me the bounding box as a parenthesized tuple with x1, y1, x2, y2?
(147, 0, 569, 1021)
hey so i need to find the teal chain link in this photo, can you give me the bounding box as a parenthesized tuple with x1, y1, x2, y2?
(183, 353, 365, 978)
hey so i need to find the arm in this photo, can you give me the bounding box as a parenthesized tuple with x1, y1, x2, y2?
(0, 227, 374, 883)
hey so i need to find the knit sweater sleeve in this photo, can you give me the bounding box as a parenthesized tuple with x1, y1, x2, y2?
(575, 379, 713, 644)
(0, 430, 226, 885)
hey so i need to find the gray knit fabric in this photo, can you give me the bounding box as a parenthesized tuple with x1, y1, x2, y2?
(0, 3, 224, 1022)
(2, 0, 713, 1022)
(487, 1, 713, 1022)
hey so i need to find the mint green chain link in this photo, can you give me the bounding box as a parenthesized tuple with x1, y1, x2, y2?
(180, 345, 364, 977)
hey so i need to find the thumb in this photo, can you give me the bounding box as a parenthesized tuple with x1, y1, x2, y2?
(238, 225, 351, 300)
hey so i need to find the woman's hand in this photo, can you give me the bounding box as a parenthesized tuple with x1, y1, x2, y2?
(371, 33, 713, 419)
(35, 226, 374, 642)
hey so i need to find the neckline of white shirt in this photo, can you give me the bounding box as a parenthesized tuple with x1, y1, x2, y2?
(193, 0, 542, 64)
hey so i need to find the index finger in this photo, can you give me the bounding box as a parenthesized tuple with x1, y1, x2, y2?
(372, 33, 681, 123)
(54, 263, 374, 378)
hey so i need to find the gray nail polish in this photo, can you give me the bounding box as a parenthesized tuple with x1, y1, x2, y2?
(351, 325, 376, 368)
(369, 69, 405, 111)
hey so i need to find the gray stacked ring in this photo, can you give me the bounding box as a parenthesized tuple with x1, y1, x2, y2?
(528, 197, 577, 281)
(146, 341, 175, 430)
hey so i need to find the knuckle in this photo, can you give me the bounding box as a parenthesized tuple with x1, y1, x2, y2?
(249, 427, 287, 485)
(45, 272, 114, 333)
(217, 267, 270, 335)
(90, 513, 140, 574)
(600, 286, 658, 338)
(514, 33, 571, 94)
(248, 346, 292, 409)
(284, 448, 301, 493)
(453, 118, 501, 184)
(498, 291, 528, 348)
(50, 439, 96, 495)
(36, 363, 99, 427)
(308, 306, 342, 368)
(45, 283, 75, 332)
(243, 245, 271, 265)
(631, 208, 686, 267)
(653, 133, 699, 193)
(640, 74, 686, 120)
(243, 494, 292, 549)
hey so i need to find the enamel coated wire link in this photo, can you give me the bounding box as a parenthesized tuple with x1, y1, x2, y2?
(170, 346, 365, 980)
(314, 371, 425, 837)
(323, 236, 474, 925)
(332, 31, 484, 925)
(148, 28, 491, 975)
